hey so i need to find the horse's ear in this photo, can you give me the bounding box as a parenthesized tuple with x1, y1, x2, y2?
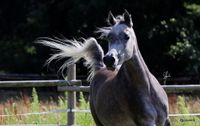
(107, 11, 116, 25)
(123, 10, 133, 27)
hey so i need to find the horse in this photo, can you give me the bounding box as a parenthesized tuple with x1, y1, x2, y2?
(38, 10, 170, 126)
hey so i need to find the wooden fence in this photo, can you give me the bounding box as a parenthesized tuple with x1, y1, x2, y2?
(0, 66, 200, 125)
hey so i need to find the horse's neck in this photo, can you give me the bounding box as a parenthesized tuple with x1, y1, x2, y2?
(118, 44, 151, 90)
(134, 45, 150, 73)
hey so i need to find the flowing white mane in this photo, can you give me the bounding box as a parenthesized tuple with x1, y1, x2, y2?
(37, 37, 104, 81)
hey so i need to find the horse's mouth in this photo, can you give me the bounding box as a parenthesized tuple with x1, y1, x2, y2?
(106, 66, 116, 71)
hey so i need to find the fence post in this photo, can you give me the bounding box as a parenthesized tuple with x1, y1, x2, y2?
(67, 64, 76, 126)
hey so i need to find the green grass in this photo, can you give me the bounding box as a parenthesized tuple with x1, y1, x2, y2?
(0, 89, 200, 125)
(0, 88, 94, 125)
(170, 96, 200, 126)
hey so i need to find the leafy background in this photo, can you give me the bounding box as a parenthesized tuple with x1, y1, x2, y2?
(0, 0, 200, 79)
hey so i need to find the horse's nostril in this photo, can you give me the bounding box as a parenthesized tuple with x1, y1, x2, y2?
(110, 57, 115, 64)
(103, 56, 115, 67)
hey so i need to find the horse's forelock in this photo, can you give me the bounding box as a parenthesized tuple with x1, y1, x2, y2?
(96, 13, 132, 39)
(115, 15, 124, 22)
(114, 14, 133, 28)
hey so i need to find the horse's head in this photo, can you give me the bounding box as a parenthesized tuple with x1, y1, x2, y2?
(102, 10, 137, 70)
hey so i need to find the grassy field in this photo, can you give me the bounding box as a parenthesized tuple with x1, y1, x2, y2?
(168, 94, 200, 126)
(0, 88, 95, 125)
(0, 88, 200, 125)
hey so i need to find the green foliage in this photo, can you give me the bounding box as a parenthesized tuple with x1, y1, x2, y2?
(31, 88, 40, 111)
(185, 3, 200, 16)
(30, 88, 41, 124)
(1, 89, 94, 125)
(171, 96, 200, 126)
(76, 93, 94, 126)
(169, 41, 198, 60)
(167, 3, 200, 75)
(1, 92, 200, 125)
(0, 0, 200, 77)
(148, 2, 200, 76)
(177, 96, 190, 114)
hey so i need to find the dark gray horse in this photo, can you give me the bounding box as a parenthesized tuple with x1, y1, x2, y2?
(90, 11, 170, 126)
(38, 11, 170, 126)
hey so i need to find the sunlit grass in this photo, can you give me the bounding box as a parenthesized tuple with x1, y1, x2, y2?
(0, 88, 200, 125)
(0, 88, 94, 125)
(169, 96, 200, 126)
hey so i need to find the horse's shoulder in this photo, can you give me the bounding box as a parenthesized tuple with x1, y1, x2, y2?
(149, 73, 169, 109)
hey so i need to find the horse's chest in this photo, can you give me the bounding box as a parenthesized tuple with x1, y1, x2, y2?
(94, 85, 137, 126)
(96, 104, 136, 126)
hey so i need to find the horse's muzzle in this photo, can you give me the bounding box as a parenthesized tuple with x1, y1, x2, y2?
(103, 56, 116, 70)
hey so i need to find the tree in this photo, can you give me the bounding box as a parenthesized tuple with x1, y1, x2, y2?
(0, 0, 199, 79)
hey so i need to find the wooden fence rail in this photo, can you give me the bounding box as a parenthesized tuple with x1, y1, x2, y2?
(1, 80, 200, 93)
(0, 80, 81, 87)
(163, 84, 200, 93)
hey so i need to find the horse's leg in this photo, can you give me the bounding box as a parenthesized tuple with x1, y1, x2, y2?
(90, 101, 104, 126)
